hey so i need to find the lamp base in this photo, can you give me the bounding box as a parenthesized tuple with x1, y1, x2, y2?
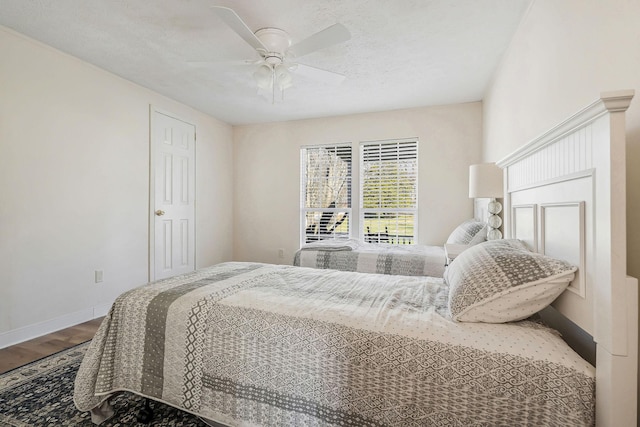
(486, 198, 502, 240)
(488, 198, 502, 215)
(487, 227, 502, 240)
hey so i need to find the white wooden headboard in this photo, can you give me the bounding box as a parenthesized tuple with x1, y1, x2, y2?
(496, 90, 637, 426)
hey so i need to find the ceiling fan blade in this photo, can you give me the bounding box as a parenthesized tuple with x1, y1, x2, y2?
(212, 6, 267, 52)
(292, 63, 346, 86)
(187, 59, 258, 66)
(289, 23, 351, 58)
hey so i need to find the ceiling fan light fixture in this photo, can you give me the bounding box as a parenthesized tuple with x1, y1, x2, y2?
(253, 64, 273, 90)
(275, 64, 293, 90)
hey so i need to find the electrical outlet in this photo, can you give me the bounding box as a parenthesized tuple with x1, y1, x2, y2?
(278, 248, 284, 259)
(95, 270, 104, 283)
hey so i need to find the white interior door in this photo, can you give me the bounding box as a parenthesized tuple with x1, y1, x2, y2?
(151, 109, 196, 280)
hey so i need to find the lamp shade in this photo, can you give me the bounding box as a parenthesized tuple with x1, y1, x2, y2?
(469, 163, 503, 198)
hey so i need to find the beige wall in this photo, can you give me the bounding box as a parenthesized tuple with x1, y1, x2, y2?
(483, 0, 640, 279)
(0, 27, 234, 344)
(233, 103, 483, 264)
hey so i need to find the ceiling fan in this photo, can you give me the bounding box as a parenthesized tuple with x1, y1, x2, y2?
(212, 6, 351, 102)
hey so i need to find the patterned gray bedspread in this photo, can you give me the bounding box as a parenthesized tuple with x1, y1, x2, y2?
(294, 243, 446, 277)
(74, 262, 594, 426)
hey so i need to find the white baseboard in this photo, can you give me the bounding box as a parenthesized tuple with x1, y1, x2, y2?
(0, 303, 112, 349)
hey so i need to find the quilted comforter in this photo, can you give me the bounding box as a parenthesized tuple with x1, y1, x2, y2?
(294, 243, 447, 277)
(74, 262, 594, 426)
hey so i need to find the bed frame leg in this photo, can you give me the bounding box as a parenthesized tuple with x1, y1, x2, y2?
(137, 398, 154, 424)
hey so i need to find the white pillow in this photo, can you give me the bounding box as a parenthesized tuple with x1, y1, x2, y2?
(446, 220, 487, 245)
(445, 239, 576, 323)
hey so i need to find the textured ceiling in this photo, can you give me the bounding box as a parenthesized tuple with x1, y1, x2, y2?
(0, 0, 531, 125)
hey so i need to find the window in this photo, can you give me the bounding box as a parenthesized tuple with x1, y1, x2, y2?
(300, 144, 352, 244)
(360, 139, 418, 244)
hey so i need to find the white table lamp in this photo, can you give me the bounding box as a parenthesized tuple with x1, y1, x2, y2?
(469, 163, 504, 240)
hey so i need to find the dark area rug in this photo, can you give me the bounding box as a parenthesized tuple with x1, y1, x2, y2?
(0, 343, 208, 426)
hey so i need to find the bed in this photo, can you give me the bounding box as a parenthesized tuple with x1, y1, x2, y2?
(293, 220, 487, 278)
(74, 90, 637, 426)
(75, 260, 594, 426)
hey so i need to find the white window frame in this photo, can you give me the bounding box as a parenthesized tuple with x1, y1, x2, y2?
(300, 143, 352, 246)
(359, 138, 418, 245)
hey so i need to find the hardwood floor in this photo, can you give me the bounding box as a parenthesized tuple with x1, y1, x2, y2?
(0, 317, 104, 374)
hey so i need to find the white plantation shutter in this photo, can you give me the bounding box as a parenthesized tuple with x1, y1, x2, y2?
(300, 144, 352, 244)
(360, 139, 418, 244)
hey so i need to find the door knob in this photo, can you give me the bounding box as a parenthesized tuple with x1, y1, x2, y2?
(155, 210, 165, 216)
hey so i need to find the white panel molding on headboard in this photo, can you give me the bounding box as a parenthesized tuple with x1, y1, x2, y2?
(511, 204, 537, 251)
(540, 201, 586, 299)
(497, 90, 637, 426)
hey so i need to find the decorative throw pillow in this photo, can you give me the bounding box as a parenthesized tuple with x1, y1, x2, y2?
(446, 220, 487, 245)
(445, 239, 576, 323)
(467, 225, 487, 246)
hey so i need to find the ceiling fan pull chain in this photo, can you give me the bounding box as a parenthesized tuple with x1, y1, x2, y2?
(271, 67, 276, 105)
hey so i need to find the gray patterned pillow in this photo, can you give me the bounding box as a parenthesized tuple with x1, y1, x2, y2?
(445, 239, 576, 323)
(446, 219, 487, 245)
(467, 224, 487, 245)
